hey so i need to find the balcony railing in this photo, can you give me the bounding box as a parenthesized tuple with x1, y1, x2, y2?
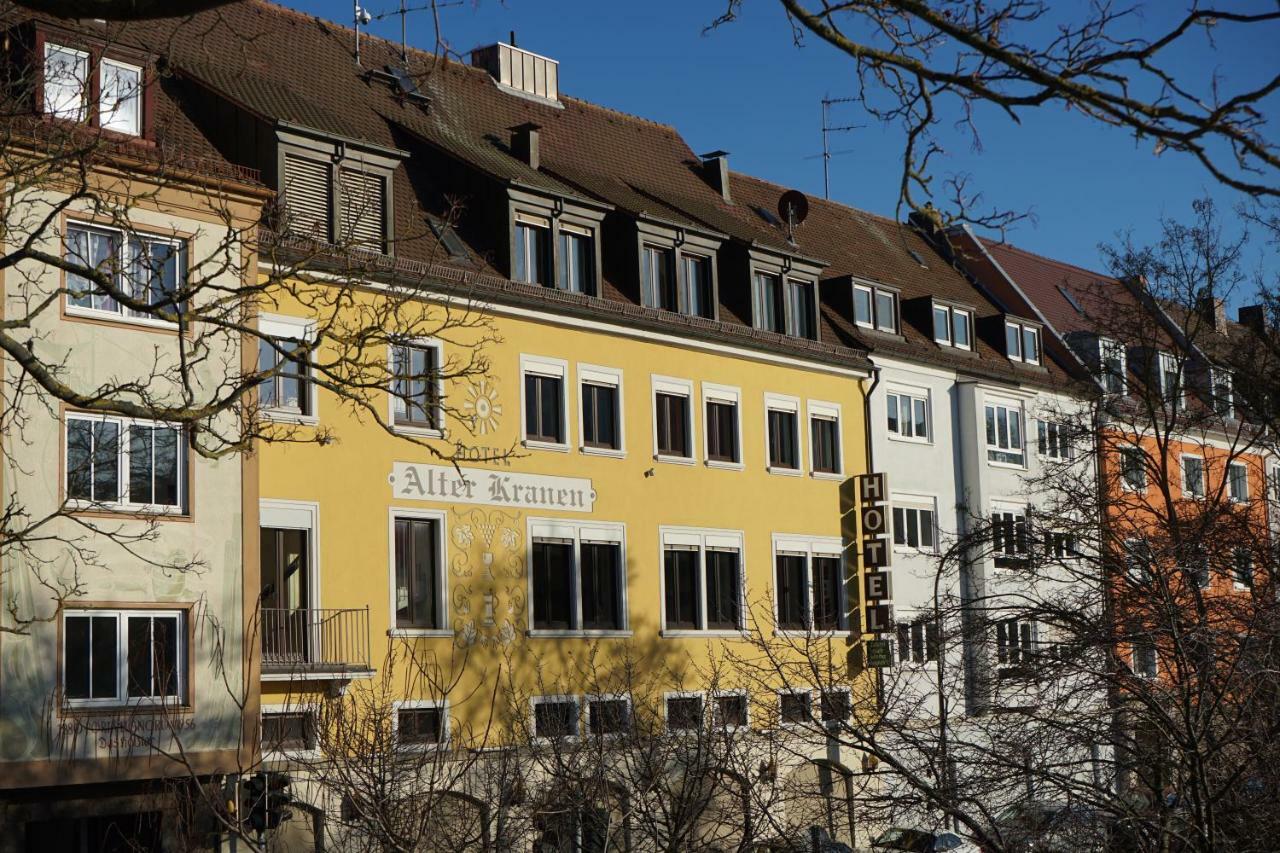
(261, 607, 372, 677)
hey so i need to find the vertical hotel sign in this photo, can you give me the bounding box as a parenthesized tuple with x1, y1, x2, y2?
(858, 473, 894, 665)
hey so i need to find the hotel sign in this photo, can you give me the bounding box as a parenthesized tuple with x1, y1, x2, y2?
(858, 472, 894, 664)
(390, 462, 596, 513)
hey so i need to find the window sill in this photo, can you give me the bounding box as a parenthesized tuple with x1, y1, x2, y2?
(522, 439, 570, 453)
(69, 502, 190, 520)
(387, 628, 453, 638)
(654, 453, 696, 466)
(705, 459, 745, 471)
(894, 546, 939, 556)
(393, 423, 445, 439)
(887, 434, 932, 446)
(810, 471, 844, 481)
(986, 458, 1027, 470)
(262, 410, 319, 427)
(772, 627, 847, 638)
(580, 446, 626, 459)
(62, 700, 191, 716)
(766, 466, 803, 477)
(660, 629, 748, 639)
(527, 629, 633, 639)
(264, 748, 324, 763)
(64, 305, 181, 332)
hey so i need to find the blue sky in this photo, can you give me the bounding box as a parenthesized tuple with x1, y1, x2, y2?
(292, 0, 1277, 296)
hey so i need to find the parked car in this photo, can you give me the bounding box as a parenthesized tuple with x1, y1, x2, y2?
(988, 801, 1110, 853)
(872, 826, 981, 853)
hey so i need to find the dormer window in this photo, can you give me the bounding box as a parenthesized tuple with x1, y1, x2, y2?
(933, 303, 972, 350)
(637, 224, 719, 319)
(1005, 320, 1041, 365)
(788, 279, 818, 340)
(43, 44, 143, 136)
(515, 213, 552, 285)
(751, 270, 819, 340)
(753, 272, 784, 333)
(556, 223, 594, 293)
(1157, 352, 1184, 410)
(683, 254, 714, 318)
(1099, 337, 1127, 395)
(279, 136, 396, 253)
(643, 245, 678, 311)
(1210, 368, 1234, 419)
(853, 283, 898, 333)
(99, 59, 142, 136)
(44, 43, 89, 121)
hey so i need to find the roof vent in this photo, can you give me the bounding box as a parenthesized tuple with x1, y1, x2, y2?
(471, 42, 559, 104)
(511, 123, 541, 171)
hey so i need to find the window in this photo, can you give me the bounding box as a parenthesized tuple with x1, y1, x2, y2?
(820, 689, 850, 723)
(44, 43, 89, 121)
(683, 254, 715, 319)
(63, 609, 184, 706)
(812, 556, 843, 630)
(259, 337, 312, 417)
(714, 693, 748, 729)
(397, 705, 444, 746)
(753, 272, 785, 333)
(985, 401, 1025, 465)
(514, 215, 551, 285)
(766, 401, 800, 470)
(809, 406, 841, 475)
(522, 358, 567, 446)
(775, 553, 808, 630)
(1229, 462, 1249, 503)
(654, 379, 693, 460)
(1210, 368, 1234, 418)
(887, 391, 929, 441)
(893, 505, 936, 552)
(531, 521, 626, 633)
(1233, 548, 1254, 589)
(1099, 338, 1127, 395)
(1182, 455, 1205, 499)
(995, 618, 1037, 669)
(580, 368, 621, 452)
(933, 304, 972, 349)
(779, 691, 812, 725)
(991, 508, 1029, 569)
(666, 695, 703, 731)
(853, 283, 898, 333)
(643, 244, 678, 312)
(393, 516, 441, 630)
(1157, 352, 1183, 409)
(896, 618, 940, 664)
(66, 414, 186, 512)
(1183, 545, 1210, 589)
(263, 710, 316, 753)
(1005, 320, 1041, 364)
(391, 343, 440, 431)
(65, 223, 186, 320)
(533, 698, 579, 739)
(661, 529, 743, 632)
(587, 697, 630, 735)
(1037, 420, 1075, 461)
(281, 153, 332, 240)
(1125, 538, 1153, 583)
(1132, 639, 1158, 679)
(557, 224, 595, 294)
(774, 537, 844, 632)
(788, 279, 818, 340)
(337, 167, 387, 251)
(704, 388, 740, 465)
(99, 58, 142, 136)
(1120, 446, 1147, 491)
(1045, 531, 1077, 560)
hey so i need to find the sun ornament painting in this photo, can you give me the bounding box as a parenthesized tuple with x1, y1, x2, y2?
(464, 379, 503, 435)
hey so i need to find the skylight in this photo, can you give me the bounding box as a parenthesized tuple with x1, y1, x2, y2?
(1057, 285, 1085, 315)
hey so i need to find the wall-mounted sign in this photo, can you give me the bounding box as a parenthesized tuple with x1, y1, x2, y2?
(864, 638, 894, 668)
(857, 472, 894, 650)
(390, 463, 596, 513)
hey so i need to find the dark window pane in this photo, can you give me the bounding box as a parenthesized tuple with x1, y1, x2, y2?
(685, 254, 714, 319)
(768, 410, 798, 469)
(581, 542, 622, 630)
(525, 374, 563, 443)
(644, 245, 677, 311)
(152, 427, 181, 507)
(535, 700, 577, 738)
(128, 426, 154, 505)
(394, 518, 438, 629)
(789, 280, 817, 339)
(90, 615, 117, 699)
(582, 383, 618, 449)
(264, 712, 314, 752)
(776, 554, 808, 629)
(821, 690, 849, 722)
(93, 420, 120, 502)
(393, 345, 439, 428)
(755, 273, 784, 332)
(64, 616, 92, 699)
(588, 699, 628, 735)
(663, 548, 699, 629)
(812, 556, 842, 629)
(398, 707, 443, 744)
(667, 696, 703, 730)
(811, 417, 839, 473)
(533, 540, 574, 630)
(716, 694, 747, 728)
(780, 692, 811, 724)
(706, 401, 738, 463)
(656, 393, 689, 457)
(127, 616, 152, 697)
(67, 419, 93, 500)
(706, 550, 741, 630)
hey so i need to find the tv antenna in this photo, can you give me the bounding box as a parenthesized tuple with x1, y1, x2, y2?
(808, 96, 863, 199)
(354, 0, 465, 67)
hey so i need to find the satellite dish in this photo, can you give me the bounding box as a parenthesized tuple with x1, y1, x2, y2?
(777, 189, 810, 240)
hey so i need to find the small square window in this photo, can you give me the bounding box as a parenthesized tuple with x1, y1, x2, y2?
(398, 706, 444, 745)
(887, 392, 929, 441)
(933, 304, 972, 350)
(820, 690, 850, 723)
(779, 691, 812, 725)
(524, 369, 565, 445)
(534, 699, 579, 739)
(853, 284, 898, 333)
(655, 390, 691, 458)
(263, 710, 316, 753)
(588, 698, 630, 735)
(985, 402, 1024, 465)
(766, 407, 800, 470)
(714, 694, 748, 728)
(1006, 320, 1041, 364)
(666, 695, 703, 731)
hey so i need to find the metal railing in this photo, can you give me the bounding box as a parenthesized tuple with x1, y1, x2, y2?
(261, 607, 371, 675)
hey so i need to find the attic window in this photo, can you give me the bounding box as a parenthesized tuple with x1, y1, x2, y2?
(281, 153, 333, 241)
(1005, 319, 1040, 365)
(337, 167, 387, 252)
(43, 43, 142, 136)
(427, 215, 469, 261)
(933, 303, 972, 350)
(853, 283, 898, 334)
(1057, 285, 1086, 315)
(907, 248, 929, 269)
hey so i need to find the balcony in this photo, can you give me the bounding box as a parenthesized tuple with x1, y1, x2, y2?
(260, 607, 374, 680)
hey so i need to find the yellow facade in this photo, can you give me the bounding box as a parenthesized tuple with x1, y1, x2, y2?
(257, 280, 872, 740)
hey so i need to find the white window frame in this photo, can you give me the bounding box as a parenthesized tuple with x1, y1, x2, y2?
(658, 526, 746, 637)
(387, 338, 445, 438)
(892, 495, 939, 554)
(1181, 454, 1205, 500)
(1157, 352, 1184, 410)
(61, 607, 187, 709)
(393, 698, 450, 750)
(1120, 445, 1148, 492)
(527, 518, 629, 637)
(1036, 419, 1074, 461)
(886, 387, 931, 444)
(261, 702, 322, 760)
(932, 303, 973, 350)
(1210, 367, 1235, 419)
(1228, 461, 1249, 503)
(807, 400, 844, 479)
(1005, 320, 1042, 365)
(387, 506, 450, 638)
(513, 211, 552, 286)
(652, 374, 696, 465)
(64, 220, 186, 329)
(852, 282, 898, 333)
(1099, 338, 1127, 395)
(556, 221, 596, 295)
(98, 57, 143, 136)
(43, 43, 89, 122)
(764, 393, 803, 475)
(64, 412, 187, 514)
(702, 382, 743, 471)
(531, 694, 580, 742)
(520, 354, 571, 452)
(985, 398, 1026, 467)
(771, 533, 846, 635)
(991, 503, 1030, 569)
(584, 692, 632, 738)
(259, 313, 320, 425)
(577, 363, 625, 458)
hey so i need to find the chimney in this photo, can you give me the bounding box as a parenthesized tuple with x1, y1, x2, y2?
(700, 151, 731, 203)
(511, 123, 540, 170)
(1195, 294, 1227, 330)
(471, 42, 559, 103)
(1238, 304, 1267, 333)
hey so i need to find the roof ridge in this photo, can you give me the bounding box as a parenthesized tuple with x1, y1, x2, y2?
(981, 236, 1119, 285)
(729, 169, 911, 232)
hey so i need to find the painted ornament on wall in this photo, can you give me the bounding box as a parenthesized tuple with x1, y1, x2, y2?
(464, 379, 503, 435)
(450, 507, 525, 648)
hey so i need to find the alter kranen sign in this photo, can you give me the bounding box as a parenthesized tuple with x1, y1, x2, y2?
(390, 462, 596, 513)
